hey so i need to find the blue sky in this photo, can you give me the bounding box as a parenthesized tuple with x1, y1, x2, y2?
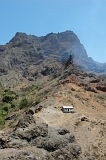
(0, 0, 106, 63)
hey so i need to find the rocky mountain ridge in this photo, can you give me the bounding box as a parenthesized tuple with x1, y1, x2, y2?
(0, 31, 106, 87)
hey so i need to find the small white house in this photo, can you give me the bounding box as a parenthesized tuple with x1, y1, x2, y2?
(62, 105, 74, 113)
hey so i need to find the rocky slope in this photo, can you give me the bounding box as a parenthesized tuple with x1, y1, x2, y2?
(0, 111, 81, 160)
(0, 31, 106, 87)
(0, 31, 106, 160)
(0, 60, 106, 159)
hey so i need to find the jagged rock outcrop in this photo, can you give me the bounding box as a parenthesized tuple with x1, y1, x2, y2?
(0, 31, 106, 86)
(0, 112, 82, 160)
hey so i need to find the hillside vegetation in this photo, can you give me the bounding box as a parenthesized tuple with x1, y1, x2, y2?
(0, 31, 106, 160)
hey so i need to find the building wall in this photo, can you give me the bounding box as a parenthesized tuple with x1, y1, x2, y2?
(63, 108, 72, 113)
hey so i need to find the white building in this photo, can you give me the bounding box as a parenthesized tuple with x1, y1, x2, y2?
(62, 106, 74, 113)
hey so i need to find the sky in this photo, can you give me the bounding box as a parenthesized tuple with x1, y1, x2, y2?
(0, 0, 106, 63)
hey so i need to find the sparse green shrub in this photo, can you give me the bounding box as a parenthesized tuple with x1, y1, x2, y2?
(0, 110, 7, 116)
(0, 89, 18, 128)
(2, 94, 14, 103)
(97, 95, 105, 100)
(4, 89, 15, 94)
(21, 84, 41, 94)
(11, 99, 18, 108)
(11, 103, 16, 108)
(35, 96, 41, 105)
(19, 98, 32, 109)
(0, 116, 5, 127)
(2, 103, 11, 112)
(2, 105, 8, 112)
(32, 84, 41, 90)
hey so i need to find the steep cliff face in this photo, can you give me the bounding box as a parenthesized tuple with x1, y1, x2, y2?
(0, 31, 106, 83)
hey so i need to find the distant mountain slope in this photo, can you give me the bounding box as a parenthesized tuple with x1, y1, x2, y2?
(0, 30, 106, 84)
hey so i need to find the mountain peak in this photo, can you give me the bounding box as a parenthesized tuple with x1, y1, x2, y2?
(0, 30, 106, 79)
(15, 32, 28, 37)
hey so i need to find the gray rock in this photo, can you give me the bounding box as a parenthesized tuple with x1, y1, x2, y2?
(15, 122, 48, 141)
(0, 112, 82, 160)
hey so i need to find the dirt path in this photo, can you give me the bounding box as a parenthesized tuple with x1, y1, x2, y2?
(35, 106, 77, 127)
(34, 87, 106, 160)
